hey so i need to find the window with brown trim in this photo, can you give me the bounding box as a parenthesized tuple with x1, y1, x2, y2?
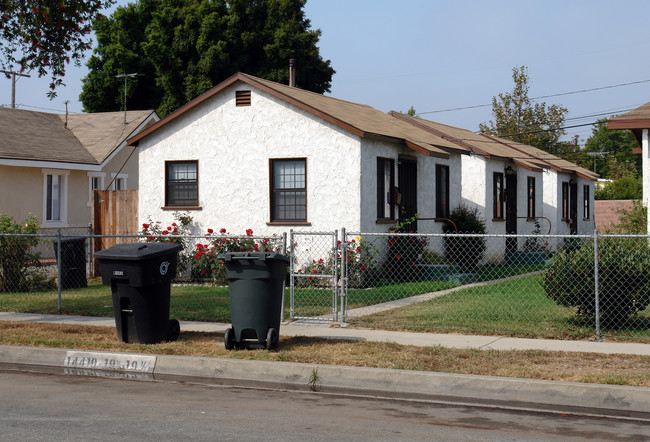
(165, 160, 198, 207)
(236, 90, 251, 106)
(377, 157, 395, 220)
(436, 164, 449, 219)
(527, 176, 536, 219)
(270, 158, 306, 222)
(493, 172, 504, 220)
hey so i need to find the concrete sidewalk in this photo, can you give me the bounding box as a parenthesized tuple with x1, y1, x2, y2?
(1, 312, 649, 418)
(2, 311, 650, 355)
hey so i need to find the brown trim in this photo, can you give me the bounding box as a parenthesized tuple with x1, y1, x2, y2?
(269, 157, 308, 223)
(127, 74, 243, 146)
(241, 74, 366, 138)
(266, 222, 312, 226)
(404, 140, 449, 159)
(162, 206, 202, 211)
(165, 159, 199, 207)
(512, 159, 541, 172)
(389, 111, 490, 157)
(235, 90, 251, 106)
(375, 219, 395, 225)
(607, 119, 650, 130)
(633, 147, 642, 154)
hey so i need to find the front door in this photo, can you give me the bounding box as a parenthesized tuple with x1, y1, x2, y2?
(398, 157, 417, 232)
(505, 171, 517, 252)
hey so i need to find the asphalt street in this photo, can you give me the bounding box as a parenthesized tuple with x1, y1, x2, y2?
(2, 370, 649, 441)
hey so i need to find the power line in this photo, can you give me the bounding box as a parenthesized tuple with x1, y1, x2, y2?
(419, 78, 650, 115)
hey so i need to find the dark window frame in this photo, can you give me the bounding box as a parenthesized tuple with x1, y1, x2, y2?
(493, 172, 504, 220)
(583, 184, 590, 220)
(561, 182, 569, 221)
(527, 176, 536, 219)
(270, 158, 307, 223)
(436, 164, 450, 219)
(165, 160, 199, 208)
(377, 157, 395, 220)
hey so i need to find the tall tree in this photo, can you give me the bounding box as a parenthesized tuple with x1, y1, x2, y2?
(0, 0, 115, 98)
(479, 66, 568, 154)
(80, 0, 335, 117)
(584, 118, 640, 179)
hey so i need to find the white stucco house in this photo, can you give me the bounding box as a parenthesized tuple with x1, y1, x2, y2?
(0, 107, 158, 230)
(126, 72, 596, 258)
(608, 103, 650, 233)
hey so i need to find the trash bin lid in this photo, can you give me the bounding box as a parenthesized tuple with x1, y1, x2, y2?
(95, 242, 182, 261)
(217, 251, 289, 263)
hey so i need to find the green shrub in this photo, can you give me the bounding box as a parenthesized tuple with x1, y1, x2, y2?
(543, 237, 650, 328)
(0, 213, 42, 292)
(443, 205, 486, 272)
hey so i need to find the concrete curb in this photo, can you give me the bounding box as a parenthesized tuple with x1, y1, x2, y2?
(1, 345, 648, 418)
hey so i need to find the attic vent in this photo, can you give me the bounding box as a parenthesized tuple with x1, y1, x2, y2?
(236, 90, 251, 107)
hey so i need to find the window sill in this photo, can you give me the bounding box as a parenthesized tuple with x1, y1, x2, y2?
(267, 221, 311, 226)
(376, 219, 396, 224)
(583, 218, 590, 221)
(162, 206, 202, 211)
(492, 218, 505, 222)
(526, 218, 537, 222)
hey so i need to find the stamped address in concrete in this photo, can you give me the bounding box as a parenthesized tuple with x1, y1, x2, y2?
(64, 351, 156, 373)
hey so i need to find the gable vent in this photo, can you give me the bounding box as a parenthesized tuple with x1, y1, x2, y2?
(236, 90, 251, 107)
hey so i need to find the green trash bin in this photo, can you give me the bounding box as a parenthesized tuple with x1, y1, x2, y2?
(218, 251, 289, 350)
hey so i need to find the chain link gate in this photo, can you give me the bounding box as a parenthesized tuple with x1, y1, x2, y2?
(289, 230, 343, 321)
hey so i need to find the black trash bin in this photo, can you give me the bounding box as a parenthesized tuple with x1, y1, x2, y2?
(53, 237, 87, 289)
(95, 242, 182, 344)
(218, 251, 289, 350)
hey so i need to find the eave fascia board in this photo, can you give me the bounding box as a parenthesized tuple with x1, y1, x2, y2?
(0, 158, 102, 171)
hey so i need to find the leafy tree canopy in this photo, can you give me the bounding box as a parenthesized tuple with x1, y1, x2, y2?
(479, 66, 568, 154)
(0, 0, 114, 98)
(80, 0, 335, 117)
(584, 118, 640, 179)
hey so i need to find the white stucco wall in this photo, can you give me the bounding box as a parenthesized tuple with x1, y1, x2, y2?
(643, 129, 649, 234)
(138, 83, 362, 236)
(460, 154, 487, 218)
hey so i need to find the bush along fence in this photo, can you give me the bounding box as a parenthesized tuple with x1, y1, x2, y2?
(0, 226, 649, 342)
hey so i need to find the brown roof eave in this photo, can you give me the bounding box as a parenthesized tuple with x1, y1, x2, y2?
(607, 119, 650, 130)
(127, 73, 368, 146)
(388, 111, 490, 157)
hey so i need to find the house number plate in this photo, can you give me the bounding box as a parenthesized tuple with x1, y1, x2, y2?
(64, 351, 156, 373)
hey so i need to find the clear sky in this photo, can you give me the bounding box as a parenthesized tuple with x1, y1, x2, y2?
(2, 0, 649, 145)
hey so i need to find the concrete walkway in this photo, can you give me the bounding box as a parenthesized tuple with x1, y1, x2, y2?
(1, 312, 649, 418)
(2, 311, 650, 355)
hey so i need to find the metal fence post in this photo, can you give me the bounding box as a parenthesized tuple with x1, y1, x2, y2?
(594, 229, 600, 341)
(87, 224, 93, 277)
(56, 228, 62, 314)
(340, 227, 347, 324)
(333, 230, 339, 322)
(289, 229, 295, 320)
(280, 232, 288, 322)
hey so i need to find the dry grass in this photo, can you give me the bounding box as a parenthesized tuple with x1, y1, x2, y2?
(1, 320, 649, 387)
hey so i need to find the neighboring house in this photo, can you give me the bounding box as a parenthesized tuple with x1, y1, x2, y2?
(0, 107, 158, 229)
(389, 114, 598, 256)
(608, 103, 650, 233)
(126, 72, 596, 259)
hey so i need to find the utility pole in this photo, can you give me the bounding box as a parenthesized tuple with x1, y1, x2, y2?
(114, 73, 141, 124)
(1, 69, 31, 109)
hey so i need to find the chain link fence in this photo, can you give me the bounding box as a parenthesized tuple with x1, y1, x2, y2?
(1, 228, 649, 342)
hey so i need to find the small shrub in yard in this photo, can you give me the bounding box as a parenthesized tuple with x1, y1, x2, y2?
(543, 237, 650, 328)
(443, 205, 486, 272)
(191, 228, 282, 284)
(0, 213, 42, 292)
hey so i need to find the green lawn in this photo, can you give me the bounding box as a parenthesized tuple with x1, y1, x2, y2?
(1, 268, 648, 341)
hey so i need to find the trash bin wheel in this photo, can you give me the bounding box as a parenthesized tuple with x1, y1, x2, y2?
(266, 328, 279, 351)
(224, 327, 236, 350)
(167, 319, 180, 341)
